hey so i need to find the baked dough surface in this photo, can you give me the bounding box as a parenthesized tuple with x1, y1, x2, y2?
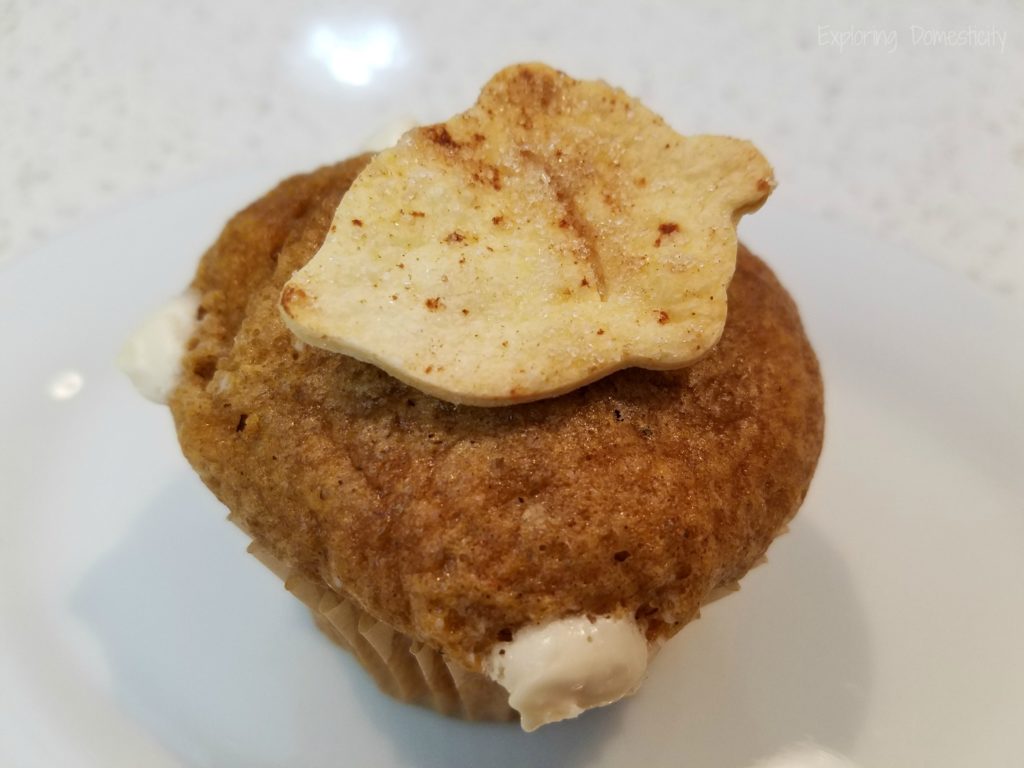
(170, 157, 824, 669)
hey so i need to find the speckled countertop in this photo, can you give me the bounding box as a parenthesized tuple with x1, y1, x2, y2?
(1, 0, 1021, 300)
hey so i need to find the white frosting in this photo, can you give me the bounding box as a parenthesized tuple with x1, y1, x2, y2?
(360, 117, 417, 152)
(485, 615, 649, 731)
(118, 291, 200, 403)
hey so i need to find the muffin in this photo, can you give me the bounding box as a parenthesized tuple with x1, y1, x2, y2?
(120, 64, 824, 730)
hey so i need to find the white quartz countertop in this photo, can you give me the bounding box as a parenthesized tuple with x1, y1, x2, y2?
(2, 0, 1021, 301)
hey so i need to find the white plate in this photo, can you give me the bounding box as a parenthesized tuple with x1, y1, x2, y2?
(2, 166, 1022, 767)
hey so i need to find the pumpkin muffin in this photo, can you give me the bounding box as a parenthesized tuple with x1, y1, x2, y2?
(121, 66, 824, 731)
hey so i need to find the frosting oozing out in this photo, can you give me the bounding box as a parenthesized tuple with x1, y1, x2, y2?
(484, 614, 649, 731)
(361, 117, 418, 152)
(118, 291, 200, 403)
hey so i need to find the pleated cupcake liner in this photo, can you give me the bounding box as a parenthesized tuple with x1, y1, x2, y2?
(239, 519, 788, 725)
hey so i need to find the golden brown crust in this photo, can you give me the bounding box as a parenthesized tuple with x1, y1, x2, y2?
(170, 158, 824, 669)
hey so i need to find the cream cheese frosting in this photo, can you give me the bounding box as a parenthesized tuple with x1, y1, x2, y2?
(484, 614, 649, 731)
(360, 116, 417, 152)
(118, 291, 199, 403)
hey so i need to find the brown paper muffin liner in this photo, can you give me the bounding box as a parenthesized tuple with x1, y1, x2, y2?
(246, 539, 516, 721)
(241, 523, 787, 724)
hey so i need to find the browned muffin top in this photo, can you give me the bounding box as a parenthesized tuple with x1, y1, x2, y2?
(170, 157, 824, 670)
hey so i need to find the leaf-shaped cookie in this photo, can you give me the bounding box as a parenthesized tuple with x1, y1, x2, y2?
(280, 63, 774, 406)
